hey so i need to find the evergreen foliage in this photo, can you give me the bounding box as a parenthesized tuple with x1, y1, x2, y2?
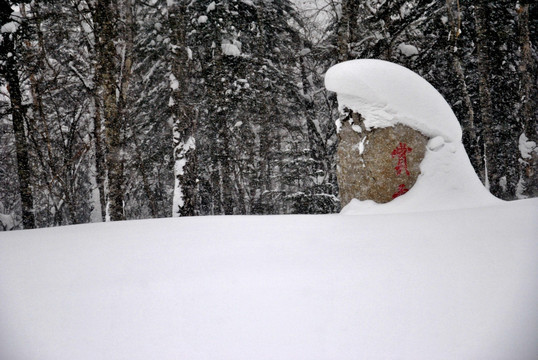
(0, 0, 535, 229)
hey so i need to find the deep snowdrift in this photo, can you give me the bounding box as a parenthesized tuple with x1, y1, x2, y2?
(1, 199, 537, 360)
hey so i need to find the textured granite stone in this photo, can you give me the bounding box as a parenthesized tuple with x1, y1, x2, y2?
(337, 115, 428, 207)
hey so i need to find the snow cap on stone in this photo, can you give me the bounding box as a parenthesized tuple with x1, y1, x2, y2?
(325, 59, 462, 142)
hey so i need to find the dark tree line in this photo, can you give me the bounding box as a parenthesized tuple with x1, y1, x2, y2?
(1, 0, 536, 230)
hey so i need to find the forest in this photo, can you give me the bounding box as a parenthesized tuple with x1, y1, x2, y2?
(0, 0, 536, 230)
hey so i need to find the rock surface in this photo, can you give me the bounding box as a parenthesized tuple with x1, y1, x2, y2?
(337, 114, 428, 206)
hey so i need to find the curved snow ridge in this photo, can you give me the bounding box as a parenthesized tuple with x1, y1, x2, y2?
(325, 59, 462, 142)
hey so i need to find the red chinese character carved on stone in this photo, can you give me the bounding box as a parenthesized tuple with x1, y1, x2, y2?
(391, 142, 412, 176)
(392, 184, 409, 199)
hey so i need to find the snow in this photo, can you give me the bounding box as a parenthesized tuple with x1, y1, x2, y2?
(516, 177, 528, 199)
(206, 1, 216, 12)
(351, 124, 362, 133)
(173, 159, 186, 209)
(221, 40, 242, 57)
(0, 56, 535, 359)
(519, 132, 536, 159)
(335, 118, 342, 132)
(0, 213, 14, 230)
(1, 21, 19, 34)
(427, 135, 444, 151)
(299, 48, 311, 56)
(169, 73, 179, 90)
(1, 199, 537, 359)
(325, 59, 462, 142)
(358, 136, 367, 154)
(172, 136, 196, 215)
(397, 43, 419, 57)
(499, 175, 507, 192)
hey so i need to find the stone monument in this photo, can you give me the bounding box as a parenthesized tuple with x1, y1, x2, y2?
(336, 110, 428, 207)
(325, 59, 499, 213)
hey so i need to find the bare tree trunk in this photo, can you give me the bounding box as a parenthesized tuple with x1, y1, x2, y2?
(118, 0, 133, 140)
(446, 0, 483, 180)
(516, 2, 538, 198)
(168, 0, 198, 216)
(5, 55, 35, 229)
(92, 0, 125, 220)
(233, 161, 247, 214)
(474, 0, 497, 193)
(121, 5, 159, 220)
(1, 1, 35, 229)
(300, 49, 327, 163)
(87, 2, 107, 221)
(337, 0, 360, 62)
(218, 119, 234, 215)
(92, 87, 107, 221)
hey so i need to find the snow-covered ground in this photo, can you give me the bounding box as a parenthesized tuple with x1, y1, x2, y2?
(2, 59, 536, 360)
(1, 198, 537, 360)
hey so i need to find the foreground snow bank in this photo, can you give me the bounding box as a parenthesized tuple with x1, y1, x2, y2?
(1, 199, 537, 360)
